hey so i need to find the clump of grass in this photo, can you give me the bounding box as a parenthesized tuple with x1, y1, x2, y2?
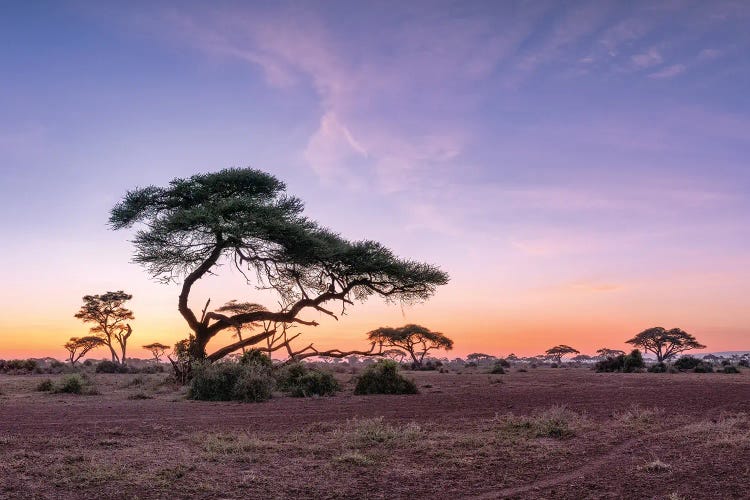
(36, 378, 54, 392)
(495, 405, 584, 439)
(53, 374, 84, 394)
(640, 458, 671, 472)
(335, 417, 425, 446)
(684, 414, 750, 448)
(613, 405, 664, 429)
(334, 451, 375, 466)
(128, 392, 153, 400)
(194, 432, 276, 455)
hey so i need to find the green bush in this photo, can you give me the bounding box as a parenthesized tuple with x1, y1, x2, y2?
(595, 350, 644, 373)
(36, 379, 54, 392)
(53, 374, 85, 394)
(674, 356, 701, 370)
(275, 362, 339, 397)
(722, 365, 740, 374)
(693, 362, 714, 373)
(189, 361, 275, 402)
(354, 360, 418, 395)
(240, 349, 273, 370)
(648, 362, 667, 373)
(96, 360, 129, 374)
(489, 362, 505, 374)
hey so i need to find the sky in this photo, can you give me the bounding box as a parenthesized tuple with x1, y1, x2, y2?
(1, 0, 749, 360)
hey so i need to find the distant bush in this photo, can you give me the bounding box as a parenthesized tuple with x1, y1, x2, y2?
(595, 350, 645, 373)
(517, 368, 528, 373)
(489, 362, 506, 374)
(36, 379, 54, 392)
(0, 359, 38, 374)
(674, 356, 702, 370)
(96, 360, 129, 374)
(53, 374, 85, 394)
(693, 362, 714, 373)
(550, 363, 559, 368)
(721, 359, 731, 367)
(497, 358, 511, 368)
(739, 359, 749, 368)
(354, 360, 418, 395)
(721, 365, 740, 374)
(648, 362, 667, 373)
(189, 361, 274, 402)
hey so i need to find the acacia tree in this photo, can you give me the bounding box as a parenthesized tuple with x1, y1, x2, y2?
(142, 342, 171, 363)
(626, 327, 705, 362)
(109, 168, 449, 362)
(367, 324, 453, 368)
(544, 345, 580, 363)
(596, 348, 625, 359)
(74, 291, 134, 364)
(64, 336, 105, 365)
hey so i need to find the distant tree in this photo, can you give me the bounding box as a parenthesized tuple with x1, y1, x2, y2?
(142, 342, 171, 363)
(506, 353, 518, 361)
(74, 291, 134, 364)
(382, 349, 408, 363)
(109, 168, 448, 363)
(367, 324, 453, 368)
(64, 336, 105, 365)
(467, 353, 495, 362)
(626, 327, 705, 362)
(596, 348, 625, 359)
(544, 345, 580, 363)
(571, 354, 594, 362)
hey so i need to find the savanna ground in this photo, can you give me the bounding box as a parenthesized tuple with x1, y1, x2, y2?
(0, 367, 748, 499)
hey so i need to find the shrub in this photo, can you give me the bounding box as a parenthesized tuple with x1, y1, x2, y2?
(674, 356, 701, 371)
(648, 362, 667, 373)
(497, 358, 511, 368)
(53, 374, 85, 394)
(36, 379, 54, 392)
(550, 363, 559, 368)
(739, 359, 749, 368)
(721, 365, 740, 374)
(96, 360, 129, 374)
(240, 349, 273, 370)
(693, 362, 714, 373)
(354, 360, 418, 395)
(275, 362, 339, 397)
(189, 362, 274, 402)
(595, 350, 644, 373)
(489, 362, 505, 374)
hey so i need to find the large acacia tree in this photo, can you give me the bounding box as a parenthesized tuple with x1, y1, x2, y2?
(626, 327, 705, 362)
(74, 291, 134, 364)
(110, 168, 449, 361)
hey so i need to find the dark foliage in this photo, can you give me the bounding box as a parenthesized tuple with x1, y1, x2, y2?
(96, 360, 130, 374)
(595, 350, 645, 373)
(648, 362, 667, 373)
(36, 379, 54, 392)
(189, 361, 274, 402)
(673, 356, 702, 370)
(354, 360, 418, 395)
(489, 362, 506, 374)
(721, 365, 740, 374)
(275, 362, 339, 397)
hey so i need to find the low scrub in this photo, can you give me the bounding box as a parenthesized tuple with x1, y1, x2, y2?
(354, 360, 418, 395)
(275, 362, 339, 397)
(96, 361, 130, 374)
(648, 362, 667, 373)
(489, 362, 506, 374)
(495, 405, 584, 439)
(595, 350, 644, 373)
(36, 378, 54, 392)
(52, 374, 94, 395)
(189, 360, 275, 402)
(721, 365, 740, 374)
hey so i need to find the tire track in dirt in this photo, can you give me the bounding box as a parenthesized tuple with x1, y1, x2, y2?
(468, 401, 745, 499)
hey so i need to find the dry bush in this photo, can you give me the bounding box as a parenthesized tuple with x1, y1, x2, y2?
(494, 405, 586, 439)
(192, 432, 277, 457)
(333, 451, 375, 466)
(613, 405, 664, 429)
(682, 413, 750, 448)
(639, 458, 671, 472)
(334, 417, 425, 447)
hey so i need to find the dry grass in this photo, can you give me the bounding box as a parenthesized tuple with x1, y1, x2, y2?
(639, 458, 671, 473)
(494, 405, 587, 439)
(613, 405, 664, 429)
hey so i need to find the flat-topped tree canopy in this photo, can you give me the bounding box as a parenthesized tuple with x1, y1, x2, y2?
(110, 168, 449, 360)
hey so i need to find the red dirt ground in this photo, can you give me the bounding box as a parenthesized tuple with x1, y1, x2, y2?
(1, 368, 748, 499)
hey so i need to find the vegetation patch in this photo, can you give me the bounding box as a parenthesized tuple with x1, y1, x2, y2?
(495, 405, 584, 439)
(354, 360, 418, 395)
(274, 362, 339, 397)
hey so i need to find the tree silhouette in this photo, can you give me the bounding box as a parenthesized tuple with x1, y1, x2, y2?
(626, 327, 705, 362)
(64, 336, 105, 365)
(142, 342, 170, 363)
(110, 168, 448, 362)
(367, 324, 453, 368)
(596, 348, 625, 359)
(544, 345, 580, 363)
(74, 291, 134, 364)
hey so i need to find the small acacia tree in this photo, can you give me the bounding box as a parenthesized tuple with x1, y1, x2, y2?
(367, 324, 453, 368)
(544, 345, 580, 363)
(596, 348, 625, 359)
(109, 168, 448, 364)
(74, 291, 134, 364)
(64, 336, 105, 365)
(626, 327, 705, 362)
(142, 342, 171, 363)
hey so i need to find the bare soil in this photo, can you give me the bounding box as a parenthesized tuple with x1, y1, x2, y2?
(1, 368, 748, 499)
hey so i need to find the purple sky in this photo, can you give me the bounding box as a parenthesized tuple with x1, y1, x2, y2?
(1, 1, 749, 358)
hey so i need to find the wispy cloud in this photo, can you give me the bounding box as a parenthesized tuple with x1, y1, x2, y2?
(631, 48, 663, 68)
(649, 63, 687, 79)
